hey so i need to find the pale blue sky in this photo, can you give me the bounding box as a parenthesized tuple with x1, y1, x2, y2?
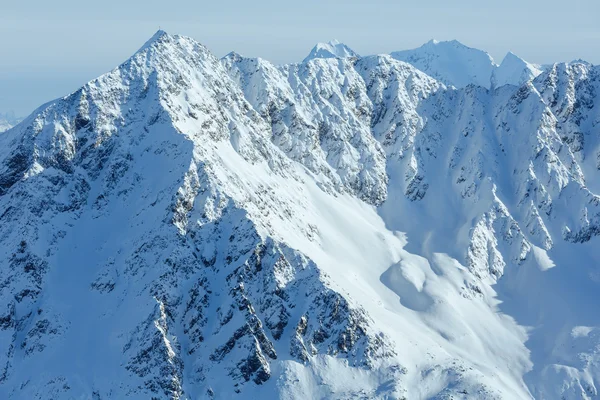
(1, 0, 599, 115)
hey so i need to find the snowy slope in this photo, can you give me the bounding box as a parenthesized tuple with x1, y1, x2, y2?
(303, 40, 359, 63)
(1, 31, 600, 400)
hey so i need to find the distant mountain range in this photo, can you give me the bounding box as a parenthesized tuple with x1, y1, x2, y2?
(390, 39, 544, 89)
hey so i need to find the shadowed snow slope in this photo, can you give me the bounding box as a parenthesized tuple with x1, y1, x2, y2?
(1, 31, 600, 400)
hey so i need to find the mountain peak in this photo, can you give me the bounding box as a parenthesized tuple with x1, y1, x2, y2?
(391, 40, 543, 89)
(501, 51, 526, 64)
(151, 28, 168, 39)
(391, 39, 495, 88)
(222, 51, 244, 62)
(138, 29, 170, 51)
(303, 40, 359, 63)
(422, 39, 476, 51)
(118, 30, 214, 78)
(492, 50, 542, 88)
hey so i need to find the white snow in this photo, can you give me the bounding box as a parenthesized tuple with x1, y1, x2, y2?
(531, 246, 555, 271)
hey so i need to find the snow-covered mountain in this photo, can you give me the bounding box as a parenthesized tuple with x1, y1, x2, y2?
(0, 112, 22, 132)
(390, 39, 496, 88)
(1, 31, 600, 400)
(391, 39, 543, 89)
(303, 39, 359, 63)
(492, 51, 543, 88)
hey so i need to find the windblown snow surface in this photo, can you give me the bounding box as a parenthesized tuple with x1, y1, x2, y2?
(1, 31, 600, 399)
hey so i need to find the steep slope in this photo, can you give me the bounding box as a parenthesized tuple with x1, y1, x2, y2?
(1, 30, 600, 400)
(533, 61, 600, 189)
(376, 72, 600, 400)
(221, 51, 390, 205)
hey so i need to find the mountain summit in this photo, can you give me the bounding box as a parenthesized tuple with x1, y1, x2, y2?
(303, 39, 360, 63)
(390, 39, 496, 88)
(390, 39, 543, 89)
(492, 50, 543, 87)
(1, 31, 600, 400)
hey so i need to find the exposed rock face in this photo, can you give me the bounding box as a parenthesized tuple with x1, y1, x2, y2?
(0, 31, 600, 400)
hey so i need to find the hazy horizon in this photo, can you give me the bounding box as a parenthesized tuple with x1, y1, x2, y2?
(1, 0, 599, 116)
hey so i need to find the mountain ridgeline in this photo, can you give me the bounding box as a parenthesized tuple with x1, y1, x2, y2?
(1, 31, 600, 399)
